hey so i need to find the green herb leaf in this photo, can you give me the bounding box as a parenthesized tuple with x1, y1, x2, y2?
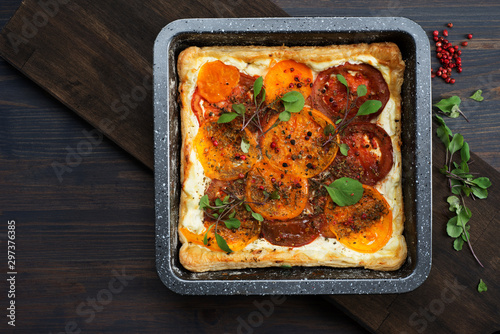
(357, 100, 382, 116)
(279, 111, 291, 122)
(324, 124, 335, 136)
(241, 137, 250, 153)
(199, 195, 210, 209)
(324, 177, 364, 206)
(449, 105, 461, 118)
(336, 74, 348, 87)
(449, 133, 464, 155)
(453, 237, 464, 251)
(450, 179, 463, 195)
(457, 207, 472, 226)
(446, 216, 462, 238)
(470, 90, 484, 102)
(356, 84, 367, 97)
(471, 186, 488, 199)
(436, 126, 451, 148)
(282, 91, 305, 113)
(460, 142, 470, 163)
(339, 143, 349, 156)
(470, 177, 492, 189)
(477, 279, 487, 293)
(224, 217, 241, 229)
(215, 198, 223, 207)
(253, 76, 264, 98)
(218, 112, 239, 123)
(269, 190, 281, 200)
(203, 224, 214, 245)
(245, 203, 252, 212)
(447, 196, 461, 212)
(280, 264, 292, 269)
(232, 103, 246, 115)
(215, 232, 232, 253)
(252, 212, 264, 222)
(434, 96, 461, 115)
(335, 119, 342, 125)
(223, 195, 230, 204)
(228, 210, 236, 219)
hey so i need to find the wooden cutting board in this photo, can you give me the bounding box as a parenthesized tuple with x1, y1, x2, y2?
(0, 1, 498, 333)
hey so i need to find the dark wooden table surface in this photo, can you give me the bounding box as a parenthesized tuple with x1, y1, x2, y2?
(1, 0, 499, 333)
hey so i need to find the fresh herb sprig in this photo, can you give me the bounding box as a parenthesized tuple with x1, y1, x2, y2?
(322, 74, 382, 153)
(435, 115, 492, 266)
(434, 96, 469, 121)
(323, 177, 364, 206)
(198, 193, 263, 253)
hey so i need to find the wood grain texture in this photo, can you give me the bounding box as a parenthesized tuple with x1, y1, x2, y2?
(2, 0, 500, 333)
(0, 0, 288, 170)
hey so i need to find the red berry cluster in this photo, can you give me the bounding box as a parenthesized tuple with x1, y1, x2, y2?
(431, 25, 473, 84)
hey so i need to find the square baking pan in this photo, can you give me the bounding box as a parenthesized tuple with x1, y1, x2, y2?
(153, 17, 432, 295)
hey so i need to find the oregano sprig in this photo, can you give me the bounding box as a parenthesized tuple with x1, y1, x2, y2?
(435, 115, 492, 266)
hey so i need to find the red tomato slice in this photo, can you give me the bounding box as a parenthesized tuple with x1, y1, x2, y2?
(328, 122, 393, 185)
(262, 218, 319, 247)
(312, 63, 389, 121)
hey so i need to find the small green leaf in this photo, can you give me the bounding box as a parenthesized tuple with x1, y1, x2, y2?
(449, 133, 464, 155)
(215, 198, 223, 207)
(241, 137, 250, 153)
(436, 126, 451, 148)
(336, 74, 348, 87)
(253, 76, 264, 98)
(470, 90, 484, 102)
(215, 233, 232, 253)
(245, 203, 252, 212)
(280, 264, 292, 269)
(282, 92, 305, 113)
(453, 237, 464, 251)
(232, 103, 246, 115)
(449, 105, 461, 118)
(477, 279, 487, 293)
(223, 195, 230, 204)
(457, 207, 472, 226)
(335, 119, 342, 125)
(471, 186, 488, 199)
(339, 143, 349, 156)
(324, 177, 364, 206)
(203, 224, 214, 245)
(324, 124, 335, 136)
(279, 111, 291, 122)
(434, 96, 461, 114)
(217, 112, 238, 123)
(356, 84, 367, 97)
(252, 212, 264, 221)
(460, 142, 470, 163)
(228, 210, 236, 219)
(281, 90, 302, 102)
(357, 100, 382, 116)
(446, 216, 462, 238)
(224, 218, 241, 229)
(447, 196, 461, 212)
(470, 177, 492, 189)
(269, 190, 281, 200)
(199, 195, 210, 209)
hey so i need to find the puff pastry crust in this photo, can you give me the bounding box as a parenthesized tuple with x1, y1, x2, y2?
(177, 43, 406, 272)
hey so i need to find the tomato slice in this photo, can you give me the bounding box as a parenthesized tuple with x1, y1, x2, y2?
(180, 218, 261, 252)
(262, 218, 319, 247)
(196, 60, 241, 103)
(327, 122, 393, 185)
(312, 63, 389, 121)
(323, 185, 393, 253)
(246, 162, 308, 221)
(194, 119, 259, 181)
(192, 73, 256, 125)
(260, 108, 338, 178)
(264, 60, 313, 103)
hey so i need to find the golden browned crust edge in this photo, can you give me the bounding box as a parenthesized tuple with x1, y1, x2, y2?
(177, 43, 407, 272)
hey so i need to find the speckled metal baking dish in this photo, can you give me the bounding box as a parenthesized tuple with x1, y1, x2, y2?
(153, 17, 432, 295)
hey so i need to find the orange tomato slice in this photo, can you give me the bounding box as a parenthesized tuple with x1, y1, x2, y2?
(194, 119, 259, 181)
(323, 185, 393, 253)
(196, 60, 241, 103)
(180, 219, 260, 252)
(264, 60, 313, 103)
(246, 162, 308, 221)
(260, 108, 339, 178)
